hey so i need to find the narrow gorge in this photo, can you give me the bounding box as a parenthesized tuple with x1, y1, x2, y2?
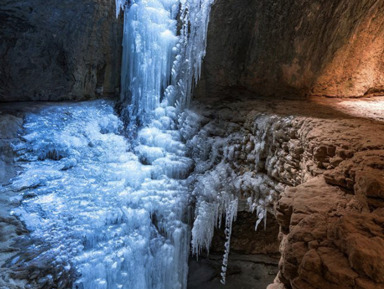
(0, 1, 383, 289)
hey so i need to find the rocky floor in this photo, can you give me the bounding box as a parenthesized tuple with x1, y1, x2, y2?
(188, 253, 278, 289)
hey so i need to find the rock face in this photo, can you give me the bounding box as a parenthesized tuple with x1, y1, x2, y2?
(275, 177, 384, 289)
(197, 0, 384, 98)
(0, 0, 122, 101)
(185, 95, 384, 289)
(2, 0, 383, 101)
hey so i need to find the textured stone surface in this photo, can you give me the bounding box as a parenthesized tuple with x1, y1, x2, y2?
(188, 95, 384, 289)
(0, 0, 122, 101)
(196, 0, 384, 98)
(275, 177, 384, 289)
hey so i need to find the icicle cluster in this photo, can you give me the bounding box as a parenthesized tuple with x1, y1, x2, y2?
(119, 0, 180, 129)
(115, 0, 125, 18)
(179, 108, 283, 282)
(165, 0, 215, 110)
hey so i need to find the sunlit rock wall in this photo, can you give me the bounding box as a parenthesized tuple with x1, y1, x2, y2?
(0, 0, 122, 101)
(183, 97, 384, 289)
(196, 0, 384, 98)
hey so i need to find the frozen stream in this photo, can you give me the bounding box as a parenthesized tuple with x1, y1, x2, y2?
(11, 100, 192, 289)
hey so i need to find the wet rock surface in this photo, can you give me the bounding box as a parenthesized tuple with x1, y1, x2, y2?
(0, 0, 122, 101)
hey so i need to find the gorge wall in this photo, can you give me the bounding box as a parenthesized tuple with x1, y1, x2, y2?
(2, 0, 384, 101)
(0, 0, 122, 102)
(197, 0, 384, 98)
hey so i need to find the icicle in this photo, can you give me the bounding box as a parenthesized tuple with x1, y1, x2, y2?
(220, 199, 238, 285)
(115, 0, 125, 18)
(264, 206, 267, 230)
(163, 0, 215, 111)
(191, 201, 219, 256)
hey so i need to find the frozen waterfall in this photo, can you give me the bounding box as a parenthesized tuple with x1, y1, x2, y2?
(9, 0, 216, 288)
(117, 0, 214, 131)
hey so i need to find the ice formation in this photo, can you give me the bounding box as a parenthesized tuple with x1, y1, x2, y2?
(178, 108, 283, 283)
(11, 101, 192, 289)
(118, 0, 214, 131)
(9, 0, 217, 288)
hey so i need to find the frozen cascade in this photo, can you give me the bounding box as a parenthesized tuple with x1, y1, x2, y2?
(117, 0, 214, 131)
(8, 0, 217, 288)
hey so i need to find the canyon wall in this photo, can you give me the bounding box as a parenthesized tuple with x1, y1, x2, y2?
(2, 0, 383, 101)
(197, 0, 384, 98)
(182, 96, 384, 289)
(0, 0, 122, 101)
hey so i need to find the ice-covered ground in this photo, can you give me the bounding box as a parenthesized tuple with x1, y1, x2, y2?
(10, 100, 192, 289)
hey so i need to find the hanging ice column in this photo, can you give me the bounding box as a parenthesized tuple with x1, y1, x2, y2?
(117, 0, 214, 130)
